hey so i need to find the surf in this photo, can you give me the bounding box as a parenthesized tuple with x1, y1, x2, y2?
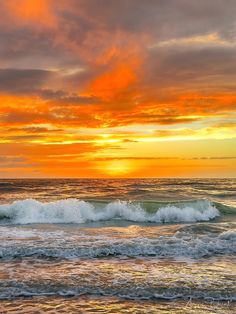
(0, 198, 229, 224)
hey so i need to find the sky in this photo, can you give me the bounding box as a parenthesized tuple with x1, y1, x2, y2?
(0, 0, 236, 178)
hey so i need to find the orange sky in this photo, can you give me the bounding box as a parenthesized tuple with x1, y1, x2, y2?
(0, 0, 236, 178)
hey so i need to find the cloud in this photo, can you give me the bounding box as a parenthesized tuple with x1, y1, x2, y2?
(0, 68, 100, 105)
(2, 0, 57, 28)
(147, 45, 236, 85)
(0, 68, 54, 94)
(0, 0, 236, 177)
(77, 0, 236, 40)
(0, 156, 25, 163)
(91, 156, 236, 161)
(0, 155, 38, 168)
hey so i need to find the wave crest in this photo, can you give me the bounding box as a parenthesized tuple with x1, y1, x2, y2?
(0, 198, 219, 224)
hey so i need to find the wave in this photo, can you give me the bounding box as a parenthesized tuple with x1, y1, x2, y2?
(0, 257, 235, 301)
(0, 198, 222, 225)
(0, 223, 235, 259)
(1, 286, 235, 302)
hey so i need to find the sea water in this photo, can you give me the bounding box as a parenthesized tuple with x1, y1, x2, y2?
(0, 178, 235, 313)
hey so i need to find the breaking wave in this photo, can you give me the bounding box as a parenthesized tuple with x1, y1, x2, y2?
(0, 228, 235, 260)
(0, 198, 222, 224)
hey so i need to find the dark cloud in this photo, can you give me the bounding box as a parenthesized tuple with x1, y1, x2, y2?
(1, 0, 235, 66)
(0, 156, 25, 163)
(0, 69, 100, 104)
(0, 155, 38, 168)
(19, 127, 64, 133)
(40, 90, 101, 104)
(0, 68, 53, 94)
(146, 45, 236, 86)
(0, 0, 235, 126)
(0, 0, 235, 104)
(78, 0, 236, 40)
(0, 111, 48, 124)
(91, 156, 236, 161)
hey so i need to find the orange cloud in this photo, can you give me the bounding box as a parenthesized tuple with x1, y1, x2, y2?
(88, 63, 137, 100)
(4, 0, 56, 27)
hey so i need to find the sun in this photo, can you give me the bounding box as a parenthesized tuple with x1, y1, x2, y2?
(104, 160, 132, 177)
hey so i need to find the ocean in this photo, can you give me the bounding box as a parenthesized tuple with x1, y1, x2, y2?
(0, 178, 235, 313)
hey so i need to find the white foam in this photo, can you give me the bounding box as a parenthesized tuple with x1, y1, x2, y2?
(0, 199, 219, 224)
